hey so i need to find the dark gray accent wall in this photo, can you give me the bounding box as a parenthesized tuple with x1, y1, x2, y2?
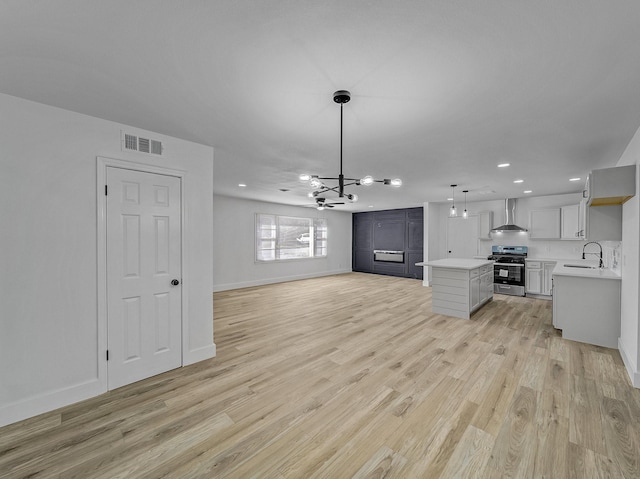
(352, 207, 423, 279)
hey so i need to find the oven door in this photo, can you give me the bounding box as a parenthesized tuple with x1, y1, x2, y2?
(493, 263, 525, 286)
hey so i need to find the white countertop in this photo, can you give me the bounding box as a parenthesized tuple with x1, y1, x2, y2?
(552, 262, 621, 280)
(417, 258, 494, 270)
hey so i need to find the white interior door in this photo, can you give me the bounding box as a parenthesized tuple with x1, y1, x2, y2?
(446, 215, 479, 258)
(106, 167, 182, 389)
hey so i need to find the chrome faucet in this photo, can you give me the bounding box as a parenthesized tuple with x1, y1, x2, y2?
(582, 241, 604, 268)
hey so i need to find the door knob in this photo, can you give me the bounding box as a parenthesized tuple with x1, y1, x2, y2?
(171, 279, 180, 286)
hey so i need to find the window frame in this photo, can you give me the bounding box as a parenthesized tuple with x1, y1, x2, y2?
(255, 213, 328, 263)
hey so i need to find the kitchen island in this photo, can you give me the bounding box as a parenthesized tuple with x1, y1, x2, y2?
(417, 258, 494, 319)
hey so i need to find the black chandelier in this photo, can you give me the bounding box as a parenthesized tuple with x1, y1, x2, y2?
(300, 90, 402, 210)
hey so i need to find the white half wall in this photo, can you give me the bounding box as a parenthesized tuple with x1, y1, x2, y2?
(213, 195, 352, 291)
(617, 125, 640, 387)
(0, 93, 215, 426)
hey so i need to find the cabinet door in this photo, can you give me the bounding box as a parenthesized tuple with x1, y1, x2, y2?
(480, 271, 492, 303)
(526, 268, 543, 294)
(478, 211, 493, 239)
(529, 209, 561, 239)
(542, 262, 555, 295)
(470, 275, 481, 310)
(561, 204, 580, 239)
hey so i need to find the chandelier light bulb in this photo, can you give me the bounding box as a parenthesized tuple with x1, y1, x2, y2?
(463, 209, 468, 219)
(361, 175, 374, 186)
(299, 173, 311, 182)
(390, 178, 402, 187)
(310, 177, 323, 189)
(348, 193, 358, 202)
(307, 192, 314, 198)
(450, 205, 457, 217)
(317, 205, 325, 211)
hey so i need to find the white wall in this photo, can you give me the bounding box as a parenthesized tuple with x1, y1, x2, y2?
(213, 195, 352, 291)
(617, 126, 640, 387)
(422, 202, 440, 286)
(0, 93, 215, 426)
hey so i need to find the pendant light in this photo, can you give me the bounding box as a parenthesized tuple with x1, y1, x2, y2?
(449, 184, 457, 217)
(462, 190, 469, 219)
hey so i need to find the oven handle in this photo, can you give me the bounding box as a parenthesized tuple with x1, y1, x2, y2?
(494, 263, 525, 267)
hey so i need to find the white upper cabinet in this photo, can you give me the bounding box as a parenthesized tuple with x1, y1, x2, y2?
(529, 208, 560, 239)
(478, 211, 493, 240)
(561, 204, 581, 240)
(585, 164, 636, 206)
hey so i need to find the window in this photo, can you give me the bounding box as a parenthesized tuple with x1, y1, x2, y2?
(256, 214, 327, 261)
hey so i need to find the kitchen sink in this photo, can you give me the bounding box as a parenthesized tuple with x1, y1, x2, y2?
(563, 264, 596, 269)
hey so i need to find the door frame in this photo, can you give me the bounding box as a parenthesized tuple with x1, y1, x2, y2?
(96, 156, 187, 391)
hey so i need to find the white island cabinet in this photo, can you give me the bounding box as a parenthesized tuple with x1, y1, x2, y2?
(417, 259, 494, 320)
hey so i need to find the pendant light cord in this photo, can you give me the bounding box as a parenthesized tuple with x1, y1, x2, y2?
(340, 102, 343, 176)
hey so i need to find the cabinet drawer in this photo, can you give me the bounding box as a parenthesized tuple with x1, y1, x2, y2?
(480, 264, 492, 274)
(527, 261, 541, 269)
(432, 268, 469, 281)
(470, 268, 480, 278)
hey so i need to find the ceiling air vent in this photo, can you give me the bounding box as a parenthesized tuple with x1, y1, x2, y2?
(121, 131, 163, 156)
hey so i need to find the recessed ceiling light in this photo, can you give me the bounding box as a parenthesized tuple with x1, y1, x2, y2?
(238, 183, 247, 187)
(447, 197, 453, 201)
(497, 163, 510, 168)
(368, 205, 374, 208)
(569, 177, 581, 182)
(513, 179, 524, 183)
(524, 190, 532, 194)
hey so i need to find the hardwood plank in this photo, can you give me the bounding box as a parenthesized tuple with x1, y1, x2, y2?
(1, 273, 640, 478)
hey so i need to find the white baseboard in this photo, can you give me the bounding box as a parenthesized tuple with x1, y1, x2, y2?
(618, 338, 640, 388)
(0, 378, 105, 428)
(184, 343, 216, 366)
(213, 269, 352, 292)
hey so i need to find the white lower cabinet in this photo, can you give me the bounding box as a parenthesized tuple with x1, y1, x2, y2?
(431, 264, 493, 320)
(526, 260, 556, 296)
(552, 274, 620, 348)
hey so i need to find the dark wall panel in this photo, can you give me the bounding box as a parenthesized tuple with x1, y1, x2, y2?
(352, 207, 423, 280)
(373, 221, 405, 251)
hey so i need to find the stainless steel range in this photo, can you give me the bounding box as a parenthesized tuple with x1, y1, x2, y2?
(488, 245, 527, 296)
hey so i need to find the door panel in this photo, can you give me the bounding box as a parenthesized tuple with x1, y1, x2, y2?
(107, 167, 182, 389)
(446, 216, 478, 258)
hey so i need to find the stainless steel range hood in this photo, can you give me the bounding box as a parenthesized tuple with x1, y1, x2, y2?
(491, 198, 528, 233)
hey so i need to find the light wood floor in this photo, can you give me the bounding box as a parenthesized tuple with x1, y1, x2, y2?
(2, 273, 639, 478)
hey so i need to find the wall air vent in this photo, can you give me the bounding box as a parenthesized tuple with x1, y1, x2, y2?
(124, 133, 138, 151)
(121, 131, 163, 156)
(138, 137, 150, 153)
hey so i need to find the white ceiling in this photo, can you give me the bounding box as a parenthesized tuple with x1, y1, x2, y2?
(2, 1, 640, 211)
